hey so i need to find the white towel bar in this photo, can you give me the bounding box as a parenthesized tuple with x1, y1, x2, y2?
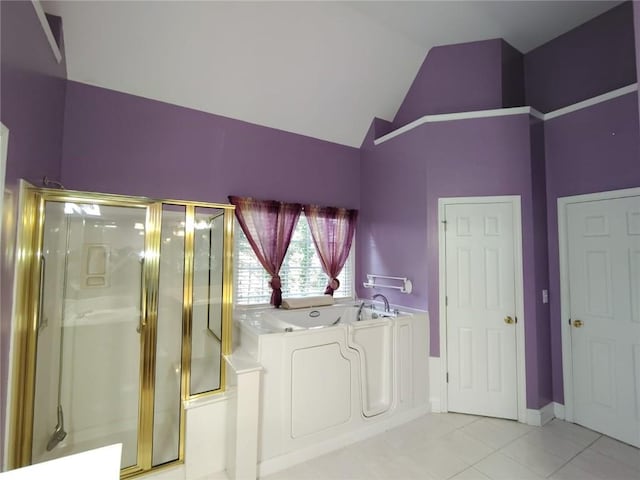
(362, 274, 412, 294)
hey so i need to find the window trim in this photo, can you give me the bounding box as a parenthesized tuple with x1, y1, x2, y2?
(233, 216, 356, 307)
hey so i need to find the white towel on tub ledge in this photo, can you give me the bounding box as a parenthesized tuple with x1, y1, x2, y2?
(281, 295, 334, 309)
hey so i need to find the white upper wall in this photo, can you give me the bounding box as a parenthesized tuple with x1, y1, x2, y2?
(43, 1, 621, 147)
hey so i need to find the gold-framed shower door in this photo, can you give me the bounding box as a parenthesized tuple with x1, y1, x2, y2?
(7, 182, 234, 478)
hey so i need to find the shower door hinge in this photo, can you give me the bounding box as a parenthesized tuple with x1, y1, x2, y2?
(442, 219, 447, 230)
(445, 296, 448, 306)
(446, 372, 449, 383)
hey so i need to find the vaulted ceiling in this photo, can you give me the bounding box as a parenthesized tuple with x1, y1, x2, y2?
(43, 1, 622, 147)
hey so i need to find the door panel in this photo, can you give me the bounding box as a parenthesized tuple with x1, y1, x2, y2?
(487, 329, 503, 392)
(445, 202, 518, 419)
(567, 196, 640, 447)
(33, 201, 147, 468)
(153, 205, 186, 466)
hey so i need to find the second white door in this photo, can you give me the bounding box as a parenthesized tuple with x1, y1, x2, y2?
(566, 194, 640, 447)
(444, 201, 519, 419)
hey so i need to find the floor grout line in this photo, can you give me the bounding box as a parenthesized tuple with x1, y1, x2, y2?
(445, 416, 535, 478)
(544, 432, 603, 479)
(261, 414, 638, 480)
(583, 433, 640, 469)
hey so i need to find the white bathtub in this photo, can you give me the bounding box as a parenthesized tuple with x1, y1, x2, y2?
(233, 303, 430, 476)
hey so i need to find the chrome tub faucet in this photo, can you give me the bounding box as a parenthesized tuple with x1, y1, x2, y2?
(372, 293, 390, 312)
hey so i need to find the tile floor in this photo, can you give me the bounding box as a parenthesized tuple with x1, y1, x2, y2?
(263, 413, 640, 480)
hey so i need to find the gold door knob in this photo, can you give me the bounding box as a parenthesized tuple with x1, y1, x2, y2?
(504, 316, 515, 325)
(573, 319, 584, 328)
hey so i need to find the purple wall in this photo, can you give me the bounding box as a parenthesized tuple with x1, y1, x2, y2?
(392, 39, 504, 129)
(358, 114, 553, 409)
(529, 119, 553, 407)
(0, 1, 67, 466)
(524, 1, 637, 113)
(358, 0, 638, 407)
(502, 41, 526, 108)
(45, 14, 63, 51)
(544, 93, 640, 404)
(357, 121, 430, 310)
(392, 39, 525, 130)
(635, 1, 640, 124)
(61, 82, 360, 208)
(368, 117, 393, 143)
(0, 0, 634, 445)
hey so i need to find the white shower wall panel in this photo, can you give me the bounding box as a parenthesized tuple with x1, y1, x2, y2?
(64, 215, 143, 315)
(32, 204, 67, 462)
(62, 321, 140, 438)
(37, 210, 145, 468)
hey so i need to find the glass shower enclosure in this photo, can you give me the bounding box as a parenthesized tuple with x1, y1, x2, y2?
(7, 184, 234, 477)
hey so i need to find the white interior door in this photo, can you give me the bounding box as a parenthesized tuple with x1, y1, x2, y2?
(444, 201, 518, 419)
(566, 195, 640, 447)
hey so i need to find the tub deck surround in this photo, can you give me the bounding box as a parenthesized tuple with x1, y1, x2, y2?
(223, 354, 262, 480)
(233, 304, 429, 476)
(236, 303, 381, 334)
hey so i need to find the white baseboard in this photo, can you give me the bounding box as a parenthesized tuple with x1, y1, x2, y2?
(429, 356, 442, 412)
(257, 405, 430, 477)
(427, 355, 566, 426)
(526, 402, 555, 426)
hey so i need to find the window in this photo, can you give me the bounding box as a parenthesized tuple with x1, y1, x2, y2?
(234, 215, 354, 305)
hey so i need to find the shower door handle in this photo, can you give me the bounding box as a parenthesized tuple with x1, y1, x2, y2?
(137, 258, 146, 333)
(37, 255, 47, 332)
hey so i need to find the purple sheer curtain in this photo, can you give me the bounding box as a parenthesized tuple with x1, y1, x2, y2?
(303, 205, 358, 295)
(229, 196, 302, 307)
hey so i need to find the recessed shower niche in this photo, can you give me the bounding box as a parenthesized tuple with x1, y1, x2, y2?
(8, 183, 234, 477)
